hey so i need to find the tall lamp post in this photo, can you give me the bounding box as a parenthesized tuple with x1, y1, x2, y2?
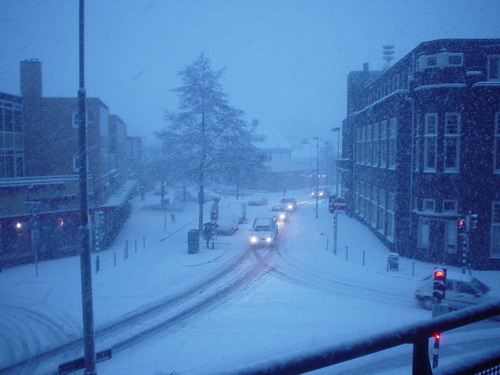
(313, 137, 319, 218)
(78, 1, 97, 374)
(331, 127, 341, 196)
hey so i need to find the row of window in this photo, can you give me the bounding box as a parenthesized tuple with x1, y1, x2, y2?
(415, 112, 461, 172)
(414, 198, 458, 213)
(353, 182, 396, 241)
(359, 55, 499, 112)
(0, 106, 23, 133)
(0, 151, 24, 178)
(354, 118, 397, 168)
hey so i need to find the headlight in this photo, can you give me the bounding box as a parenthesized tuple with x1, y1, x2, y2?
(319, 192, 324, 197)
(287, 204, 293, 210)
(310, 192, 315, 196)
(250, 236, 258, 244)
(265, 237, 272, 243)
(279, 214, 286, 220)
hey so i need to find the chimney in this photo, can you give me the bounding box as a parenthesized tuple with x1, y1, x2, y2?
(20, 59, 42, 99)
(363, 62, 369, 72)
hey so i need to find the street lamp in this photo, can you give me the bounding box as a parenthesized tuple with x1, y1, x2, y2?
(313, 137, 319, 218)
(331, 127, 341, 196)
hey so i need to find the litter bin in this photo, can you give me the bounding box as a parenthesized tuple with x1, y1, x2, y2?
(387, 253, 399, 271)
(188, 229, 200, 254)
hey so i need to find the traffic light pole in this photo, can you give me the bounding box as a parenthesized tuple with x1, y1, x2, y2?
(333, 211, 338, 255)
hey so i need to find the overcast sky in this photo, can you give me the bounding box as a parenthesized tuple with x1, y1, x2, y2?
(1, 0, 499, 145)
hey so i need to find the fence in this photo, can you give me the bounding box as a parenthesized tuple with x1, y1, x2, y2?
(222, 301, 500, 375)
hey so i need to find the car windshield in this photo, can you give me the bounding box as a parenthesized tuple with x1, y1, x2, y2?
(470, 278, 490, 294)
(254, 225, 271, 232)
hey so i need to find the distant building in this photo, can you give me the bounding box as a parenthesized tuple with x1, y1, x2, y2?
(0, 91, 24, 178)
(341, 39, 500, 270)
(0, 59, 136, 266)
(251, 123, 310, 190)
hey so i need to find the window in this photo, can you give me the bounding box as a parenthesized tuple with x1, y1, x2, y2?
(444, 113, 461, 172)
(487, 55, 500, 81)
(377, 188, 385, 233)
(424, 113, 437, 171)
(423, 199, 435, 212)
(425, 113, 437, 134)
(418, 218, 430, 248)
(388, 118, 397, 169)
(380, 120, 387, 167)
(443, 200, 458, 213)
(445, 221, 457, 254)
(427, 56, 437, 67)
(386, 192, 396, 241)
(495, 112, 500, 173)
(491, 202, 500, 258)
(448, 54, 463, 66)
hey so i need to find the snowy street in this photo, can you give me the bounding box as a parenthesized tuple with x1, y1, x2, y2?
(1, 189, 499, 374)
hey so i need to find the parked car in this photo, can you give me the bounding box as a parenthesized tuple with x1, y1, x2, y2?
(415, 272, 498, 311)
(280, 197, 297, 211)
(214, 214, 239, 235)
(249, 216, 278, 248)
(248, 194, 268, 206)
(226, 201, 247, 224)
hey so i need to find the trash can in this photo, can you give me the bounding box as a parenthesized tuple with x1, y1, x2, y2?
(387, 253, 399, 271)
(188, 229, 200, 254)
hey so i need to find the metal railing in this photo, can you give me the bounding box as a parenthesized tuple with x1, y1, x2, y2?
(222, 301, 500, 375)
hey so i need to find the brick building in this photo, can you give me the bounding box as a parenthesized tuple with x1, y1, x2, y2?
(341, 39, 500, 270)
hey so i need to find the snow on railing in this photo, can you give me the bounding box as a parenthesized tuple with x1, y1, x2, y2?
(220, 301, 500, 375)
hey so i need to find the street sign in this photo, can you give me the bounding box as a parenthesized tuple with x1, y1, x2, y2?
(333, 197, 347, 211)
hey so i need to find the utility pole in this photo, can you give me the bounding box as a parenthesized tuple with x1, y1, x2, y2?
(331, 127, 341, 197)
(78, 1, 97, 373)
(313, 137, 319, 218)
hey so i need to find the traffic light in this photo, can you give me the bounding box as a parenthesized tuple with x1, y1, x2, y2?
(457, 218, 466, 235)
(470, 214, 478, 231)
(433, 267, 447, 303)
(328, 195, 336, 214)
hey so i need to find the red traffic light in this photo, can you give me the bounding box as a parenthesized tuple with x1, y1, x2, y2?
(457, 219, 466, 227)
(434, 270, 445, 278)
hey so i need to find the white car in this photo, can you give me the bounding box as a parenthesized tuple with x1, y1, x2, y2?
(249, 216, 278, 248)
(415, 272, 498, 311)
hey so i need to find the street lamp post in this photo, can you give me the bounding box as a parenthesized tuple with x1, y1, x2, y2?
(331, 127, 341, 196)
(78, 1, 97, 374)
(313, 137, 319, 218)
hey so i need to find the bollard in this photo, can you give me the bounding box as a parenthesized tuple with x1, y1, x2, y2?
(412, 261, 415, 277)
(171, 213, 176, 223)
(135, 239, 137, 253)
(326, 238, 329, 251)
(95, 255, 100, 273)
(114, 251, 116, 266)
(143, 235, 146, 249)
(345, 246, 349, 261)
(362, 250, 365, 266)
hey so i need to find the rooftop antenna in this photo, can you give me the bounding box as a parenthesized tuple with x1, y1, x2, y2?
(383, 44, 395, 70)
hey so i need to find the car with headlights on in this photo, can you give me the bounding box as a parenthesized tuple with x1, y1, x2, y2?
(280, 197, 297, 212)
(249, 216, 278, 248)
(270, 204, 288, 222)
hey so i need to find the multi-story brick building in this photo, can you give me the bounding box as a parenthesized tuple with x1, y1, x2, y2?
(341, 39, 500, 270)
(0, 60, 136, 266)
